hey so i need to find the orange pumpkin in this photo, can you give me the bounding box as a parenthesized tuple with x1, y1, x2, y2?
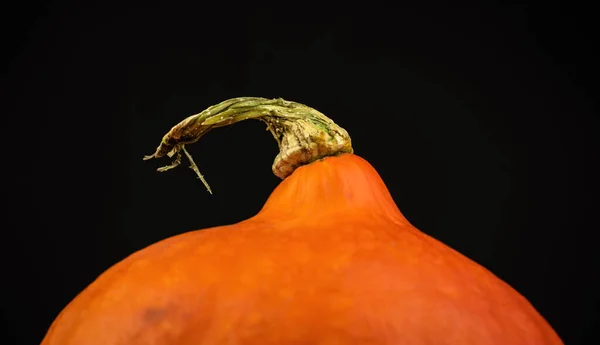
(41, 97, 563, 344)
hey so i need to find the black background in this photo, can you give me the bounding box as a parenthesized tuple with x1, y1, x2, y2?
(3, 3, 597, 345)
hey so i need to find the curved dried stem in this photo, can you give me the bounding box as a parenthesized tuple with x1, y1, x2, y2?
(144, 97, 353, 193)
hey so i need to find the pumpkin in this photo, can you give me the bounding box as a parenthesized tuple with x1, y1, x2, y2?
(41, 97, 563, 345)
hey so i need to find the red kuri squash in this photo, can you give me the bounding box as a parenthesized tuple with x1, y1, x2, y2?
(41, 97, 564, 344)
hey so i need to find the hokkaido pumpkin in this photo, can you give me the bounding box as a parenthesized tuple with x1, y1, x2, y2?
(41, 97, 563, 344)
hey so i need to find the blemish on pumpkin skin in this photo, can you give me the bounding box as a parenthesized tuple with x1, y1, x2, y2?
(142, 306, 172, 323)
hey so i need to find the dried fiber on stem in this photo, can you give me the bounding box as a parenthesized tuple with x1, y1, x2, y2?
(144, 97, 353, 193)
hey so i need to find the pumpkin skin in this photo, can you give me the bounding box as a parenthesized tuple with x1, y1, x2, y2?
(41, 153, 563, 345)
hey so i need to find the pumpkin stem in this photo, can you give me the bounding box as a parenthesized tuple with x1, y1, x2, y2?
(144, 97, 353, 192)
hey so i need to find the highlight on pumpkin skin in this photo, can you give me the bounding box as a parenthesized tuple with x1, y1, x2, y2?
(144, 97, 354, 193)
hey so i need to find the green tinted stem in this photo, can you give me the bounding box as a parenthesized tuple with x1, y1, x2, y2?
(144, 97, 353, 194)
